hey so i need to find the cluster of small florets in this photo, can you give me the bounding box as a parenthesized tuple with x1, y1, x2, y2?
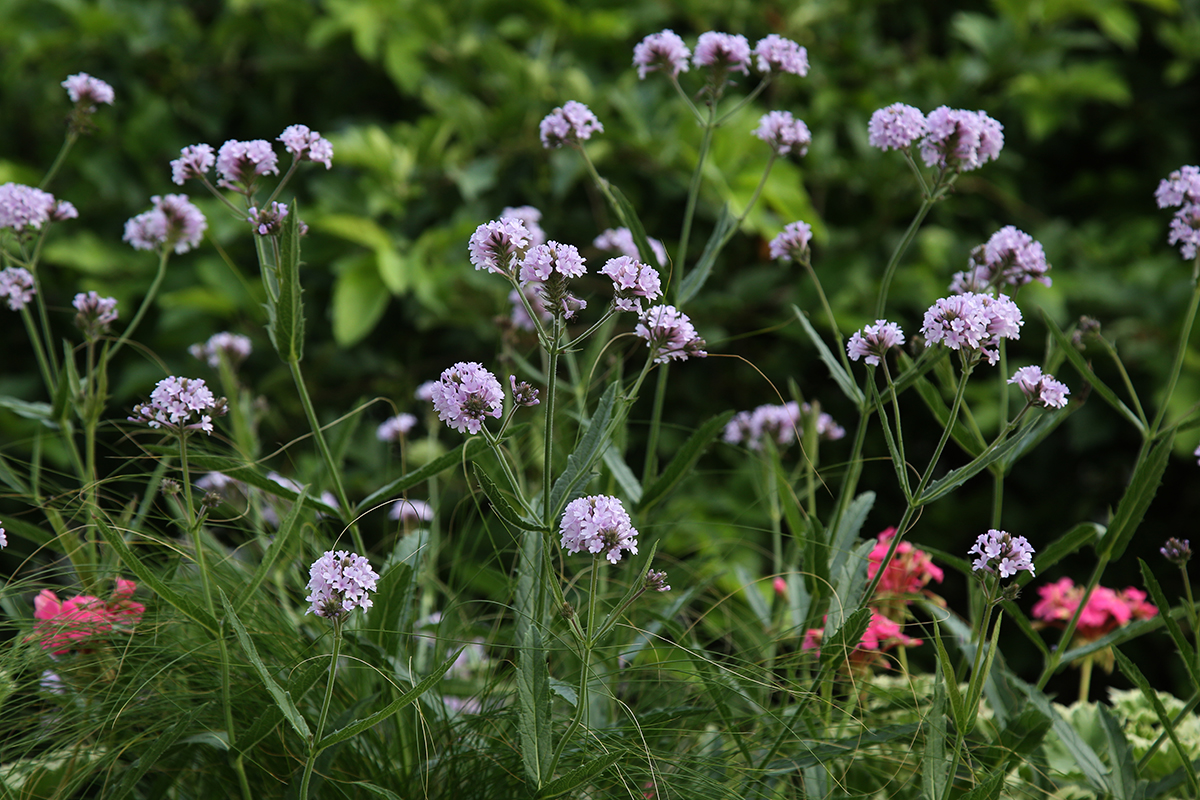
(171, 126, 333, 190)
(753, 111, 811, 158)
(868, 528, 944, 604)
(0, 267, 36, 312)
(1008, 366, 1070, 409)
(968, 529, 1036, 579)
(635, 29, 809, 81)
(559, 495, 639, 564)
(123, 194, 208, 254)
(430, 362, 505, 435)
(305, 550, 380, 620)
(1155, 165, 1200, 259)
(1161, 537, 1191, 566)
(469, 218, 531, 277)
(246, 202, 291, 236)
(520, 241, 587, 282)
(868, 103, 1003, 172)
(390, 498, 433, 524)
(920, 292, 1023, 365)
(769, 221, 813, 263)
(502, 206, 546, 247)
(1031, 577, 1157, 641)
(190, 331, 252, 369)
(73, 291, 118, 339)
(215, 139, 279, 190)
(0, 183, 77, 233)
(129, 376, 227, 435)
(510, 375, 540, 407)
(952, 226, 1051, 292)
(539, 101, 604, 149)
(62, 72, 115, 111)
(377, 413, 417, 442)
(34, 578, 144, 655)
(635, 304, 707, 364)
(802, 609, 923, 671)
(847, 320, 905, 366)
(632, 30, 692, 79)
(644, 569, 671, 592)
(601, 256, 663, 312)
(594, 227, 668, 267)
(278, 124, 334, 169)
(723, 401, 844, 450)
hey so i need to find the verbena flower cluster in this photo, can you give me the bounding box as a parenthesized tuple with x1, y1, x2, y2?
(0, 267, 36, 311)
(123, 194, 208, 254)
(539, 101, 604, 149)
(520, 241, 587, 282)
(129, 376, 227, 434)
(377, 413, 417, 442)
(510, 375, 540, 406)
(594, 227, 668, 267)
(34, 579, 144, 655)
(469, 218, 530, 277)
(278, 124, 334, 168)
(969, 529, 1036, 578)
(61, 73, 114, 111)
(73, 291, 118, 339)
(847, 320, 905, 366)
(753, 110, 811, 157)
(0, 182, 77, 233)
(390, 498, 433, 523)
(1008, 365, 1070, 409)
(868, 103, 1003, 172)
(602, 256, 662, 312)
(920, 292, 1023, 365)
(1161, 537, 1191, 565)
(1032, 577, 1157, 641)
(189, 331, 252, 368)
(723, 401, 845, 450)
(216, 139, 279, 190)
(769, 221, 813, 262)
(247, 202, 291, 236)
(1155, 164, 1200, 259)
(951, 226, 1051, 292)
(305, 550, 380, 619)
(559, 495, 639, 564)
(502, 205, 546, 246)
(430, 362, 504, 435)
(633, 29, 691, 79)
(635, 304, 707, 364)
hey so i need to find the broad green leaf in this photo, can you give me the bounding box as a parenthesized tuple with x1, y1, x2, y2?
(1016, 680, 1109, 794)
(235, 487, 307, 614)
(601, 444, 642, 505)
(549, 382, 619, 519)
(759, 724, 922, 773)
(735, 563, 772, 630)
(922, 665, 949, 800)
(931, 620, 968, 733)
(1113, 647, 1200, 797)
(1043, 310, 1144, 433)
(995, 705, 1053, 767)
(792, 306, 864, 406)
(221, 591, 311, 741)
(677, 203, 737, 305)
(818, 607, 872, 675)
(0, 396, 54, 423)
(357, 440, 479, 515)
(332, 255, 390, 346)
(1138, 559, 1199, 691)
(536, 751, 623, 799)
(183, 454, 339, 518)
(1098, 704, 1139, 800)
(829, 491, 875, 580)
(637, 411, 733, 513)
(1099, 434, 1173, 560)
(517, 626, 552, 788)
(958, 771, 1005, 800)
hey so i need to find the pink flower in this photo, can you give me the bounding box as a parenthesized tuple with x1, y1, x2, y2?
(802, 609, 922, 670)
(215, 139, 279, 190)
(1032, 577, 1157, 641)
(753, 35, 808, 76)
(847, 320, 905, 366)
(123, 194, 208, 254)
(593, 227, 668, 267)
(601, 256, 662, 312)
(278, 124, 334, 168)
(429, 362, 504, 435)
(61, 73, 114, 110)
(868, 528, 944, 598)
(33, 579, 146, 655)
(868, 103, 928, 151)
(919, 107, 1004, 172)
(692, 32, 751, 75)
(560, 495, 639, 564)
(170, 144, 216, 185)
(1007, 365, 1070, 409)
(753, 111, 811, 157)
(469, 218, 530, 277)
(539, 101, 603, 149)
(768, 221, 813, 262)
(633, 30, 691, 80)
(635, 305, 707, 364)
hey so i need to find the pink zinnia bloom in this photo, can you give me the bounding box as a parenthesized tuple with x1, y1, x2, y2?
(1032, 577, 1157, 641)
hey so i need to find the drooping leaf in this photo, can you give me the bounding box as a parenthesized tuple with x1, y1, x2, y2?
(793, 306, 864, 406)
(549, 382, 618, 519)
(677, 203, 737, 305)
(1099, 434, 1173, 560)
(637, 410, 732, 512)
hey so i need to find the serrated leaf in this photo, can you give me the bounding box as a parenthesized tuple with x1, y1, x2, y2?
(267, 203, 305, 362)
(677, 204, 737, 305)
(819, 607, 872, 674)
(473, 464, 535, 530)
(922, 665, 949, 800)
(829, 492, 875, 580)
(792, 306, 864, 406)
(517, 626, 552, 788)
(536, 751, 623, 799)
(637, 411, 733, 513)
(1043, 310, 1144, 433)
(549, 382, 618, 519)
(1138, 559, 1200, 691)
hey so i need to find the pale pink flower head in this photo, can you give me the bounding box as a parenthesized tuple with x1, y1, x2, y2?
(952, 226, 1050, 292)
(123, 194, 208, 254)
(520, 241, 587, 282)
(246, 202, 292, 236)
(722, 401, 842, 449)
(0, 267, 37, 312)
(0, 183, 75, 233)
(633, 30, 691, 80)
(753, 34, 808, 76)
(593, 227, 668, 267)
(601, 256, 662, 312)
(189, 332, 252, 369)
(692, 32, 751, 75)
(306, 550, 379, 619)
(847, 320, 905, 366)
(216, 139, 280, 191)
(278, 124, 334, 168)
(919, 107, 1004, 172)
(769, 221, 813, 262)
(753, 111, 811, 158)
(635, 305, 707, 364)
(33, 578, 145, 655)
(62, 73, 114, 111)
(868, 528, 944, 600)
(501, 206, 546, 247)
(429, 362, 504, 435)
(414, 380, 439, 402)
(170, 144, 216, 185)
(129, 376, 227, 435)
(968, 529, 1035, 578)
(1007, 365, 1070, 409)
(559, 495, 639, 564)
(389, 498, 433, 523)
(1155, 165, 1200, 209)
(921, 292, 1022, 366)
(73, 292, 118, 339)
(0, 526, 6, 549)
(868, 103, 928, 151)
(539, 101, 603, 149)
(1032, 577, 1157, 641)
(1166, 202, 1200, 260)
(469, 218, 530, 277)
(377, 413, 418, 442)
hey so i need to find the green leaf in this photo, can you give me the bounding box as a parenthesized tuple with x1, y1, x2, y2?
(1097, 704, 1139, 800)
(1016, 680, 1109, 794)
(357, 440, 480, 515)
(829, 492, 875, 580)
(536, 751, 623, 799)
(994, 705, 1052, 767)
(267, 202, 306, 363)
(1019, 523, 1102, 587)
(636, 410, 733, 513)
(931, 620, 968, 733)
(819, 607, 872, 675)
(473, 463, 536, 530)
(1043, 309, 1144, 433)
(106, 708, 202, 800)
(911, 372, 985, 458)
(549, 382, 618, 519)
(235, 487, 307, 614)
(922, 664, 949, 800)
(1099, 433, 1173, 560)
(603, 182, 660, 276)
(183, 454, 339, 518)
(1138, 559, 1200, 691)
(760, 724, 921, 772)
(94, 518, 219, 635)
(601, 444, 642, 505)
(957, 770, 1005, 800)
(792, 306, 864, 406)
(677, 204, 737, 305)
(1113, 647, 1200, 797)
(350, 783, 405, 800)
(332, 255, 390, 346)
(0, 396, 54, 423)
(316, 649, 460, 751)
(238, 660, 326, 753)
(220, 591, 311, 741)
(517, 626, 552, 788)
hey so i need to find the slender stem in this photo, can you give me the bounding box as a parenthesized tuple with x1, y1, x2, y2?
(1150, 268, 1200, 436)
(40, 129, 80, 190)
(874, 197, 934, 318)
(110, 249, 171, 360)
(1035, 555, 1111, 690)
(300, 619, 344, 800)
(19, 306, 56, 397)
(675, 106, 718, 297)
(548, 560, 600, 775)
(641, 365, 669, 483)
(542, 318, 562, 525)
(1077, 656, 1094, 704)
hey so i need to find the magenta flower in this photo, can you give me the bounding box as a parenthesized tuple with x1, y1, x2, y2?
(469, 218, 530, 277)
(539, 101, 604, 149)
(635, 305, 707, 364)
(868, 103, 928, 151)
(768, 221, 813, 262)
(520, 241, 587, 282)
(0, 267, 36, 311)
(377, 413, 417, 442)
(633, 30, 691, 80)
(278, 124, 334, 168)
(1167, 204, 1200, 259)
(73, 292, 118, 339)
(602, 256, 662, 312)
(510, 375, 540, 406)
(430, 362, 504, 435)
(593, 227, 668, 267)
(170, 144, 216, 185)
(123, 194, 208, 254)
(1032, 577, 1157, 641)
(753, 35, 808, 76)
(189, 332, 251, 369)
(34, 579, 144, 655)
(968, 529, 1035, 578)
(559, 495, 639, 564)
(692, 32, 751, 75)
(305, 550, 380, 619)
(920, 292, 1023, 365)
(919, 107, 1004, 172)
(501, 205, 546, 247)
(129, 376, 227, 435)
(868, 528, 944, 599)
(0, 183, 74, 232)
(753, 111, 811, 157)
(215, 139, 280, 190)
(847, 320, 905, 366)
(1008, 365, 1070, 409)
(802, 609, 922, 669)
(61, 73, 114, 110)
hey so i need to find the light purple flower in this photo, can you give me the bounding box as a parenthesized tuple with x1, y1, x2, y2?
(1155, 165, 1200, 209)
(189, 332, 251, 369)
(215, 140, 280, 190)
(601, 256, 662, 312)
(920, 292, 1023, 365)
(170, 144, 216, 185)
(723, 401, 843, 450)
(305, 550, 379, 619)
(539, 101, 604, 149)
(0, 267, 36, 311)
(1007, 366, 1070, 409)
(634, 29, 691, 80)
(247, 202, 290, 236)
(520, 241, 587, 282)
(509, 284, 552, 332)
(593, 227, 668, 267)
(123, 194, 208, 254)
(377, 413, 417, 442)
(847, 320, 905, 366)
(469, 218, 530, 277)
(430, 362, 504, 435)
(753, 35, 808, 76)
(645, 569, 671, 592)
(1162, 537, 1191, 565)
(559, 495, 639, 564)
(389, 498, 433, 523)
(73, 292, 118, 338)
(635, 305, 707, 364)
(1167, 203, 1200, 260)
(754, 111, 811, 157)
(982, 226, 1051, 288)
(0, 183, 65, 232)
(415, 381, 439, 402)
(968, 529, 1035, 578)
(278, 124, 334, 169)
(1196, 442, 1200, 466)
(129, 376, 227, 434)
(769, 221, 813, 262)
(0, 525, 6, 549)
(919, 107, 1004, 172)
(501, 206, 546, 247)
(510, 375, 540, 406)
(693, 32, 751, 75)
(62, 73, 114, 110)
(868, 103, 929, 151)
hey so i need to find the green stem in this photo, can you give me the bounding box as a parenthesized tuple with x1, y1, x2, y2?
(874, 197, 934, 318)
(40, 129, 80, 190)
(1077, 655, 1094, 704)
(110, 249, 171, 360)
(1150, 266, 1200, 436)
(300, 619, 344, 800)
(548, 560, 600, 776)
(675, 104, 718, 297)
(641, 365, 669, 484)
(1035, 555, 1112, 690)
